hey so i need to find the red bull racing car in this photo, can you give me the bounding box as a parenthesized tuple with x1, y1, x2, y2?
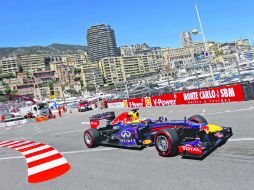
(84, 109, 232, 159)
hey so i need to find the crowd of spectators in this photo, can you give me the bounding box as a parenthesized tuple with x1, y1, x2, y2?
(0, 100, 26, 116)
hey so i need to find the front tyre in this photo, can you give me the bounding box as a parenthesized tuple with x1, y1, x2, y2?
(84, 128, 99, 148)
(154, 129, 179, 157)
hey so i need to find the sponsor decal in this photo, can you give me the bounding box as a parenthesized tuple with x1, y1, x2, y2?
(123, 100, 128, 108)
(180, 84, 244, 104)
(153, 99, 176, 106)
(145, 97, 151, 107)
(90, 120, 100, 128)
(178, 145, 203, 155)
(200, 126, 209, 131)
(121, 131, 132, 138)
(118, 129, 136, 145)
(127, 98, 146, 108)
(151, 94, 177, 107)
(120, 139, 136, 144)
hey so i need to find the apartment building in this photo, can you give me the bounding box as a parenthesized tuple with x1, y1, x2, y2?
(19, 54, 45, 77)
(99, 54, 162, 85)
(162, 42, 207, 71)
(0, 55, 18, 75)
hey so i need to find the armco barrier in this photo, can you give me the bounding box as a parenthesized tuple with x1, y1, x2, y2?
(107, 84, 245, 109)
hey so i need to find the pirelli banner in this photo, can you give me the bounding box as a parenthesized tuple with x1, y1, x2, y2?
(107, 84, 245, 108)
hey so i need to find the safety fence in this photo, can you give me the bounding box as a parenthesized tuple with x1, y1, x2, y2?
(107, 83, 248, 108)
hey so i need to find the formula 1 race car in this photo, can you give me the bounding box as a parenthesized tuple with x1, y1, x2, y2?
(84, 109, 232, 159)
(78, 100, 92, 112)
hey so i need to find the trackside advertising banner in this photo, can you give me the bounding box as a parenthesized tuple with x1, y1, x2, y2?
(107, 84, 244, 108)
(127, 98, 146, 108)
(150, 94, 178, 107)
(107, 100, 125, 108)
(178, 84, 244, 104)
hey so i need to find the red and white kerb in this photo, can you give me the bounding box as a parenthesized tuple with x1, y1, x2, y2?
(0, 140, 71, 183)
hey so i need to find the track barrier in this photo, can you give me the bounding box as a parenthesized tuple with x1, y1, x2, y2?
(108, 83, 248, 108)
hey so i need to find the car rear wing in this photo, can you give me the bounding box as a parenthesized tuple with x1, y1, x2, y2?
(89, 112, 115, 128)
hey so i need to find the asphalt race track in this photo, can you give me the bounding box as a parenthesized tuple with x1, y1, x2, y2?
(0, 101, 254, 190)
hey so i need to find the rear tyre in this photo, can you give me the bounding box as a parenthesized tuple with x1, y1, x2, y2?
(188, 115, 208, 124)
(154, 129, 179, 157)
(84, 128, 99, 148)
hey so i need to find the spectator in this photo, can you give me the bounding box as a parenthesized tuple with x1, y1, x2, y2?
(98, 98, 102, 109)
(1, 114, 5, 123)
(102, 98, 107, 109)
(93, 99, 97, 109)
(58, 107, 62, 117)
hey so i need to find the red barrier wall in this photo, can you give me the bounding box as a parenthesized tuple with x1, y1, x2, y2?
(177, 84, 244, 104)
(107, 84, 245, 108)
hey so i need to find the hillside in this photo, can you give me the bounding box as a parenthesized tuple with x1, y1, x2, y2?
(0, 43, 88, 58)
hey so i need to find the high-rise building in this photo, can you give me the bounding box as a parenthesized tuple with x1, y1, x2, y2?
(87, 24, 119, 62)
(181, 32, 192, 47)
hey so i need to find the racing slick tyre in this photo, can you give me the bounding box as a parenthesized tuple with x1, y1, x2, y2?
(154, 129, 179, 157)
(84, 128, 100, 148)
(188, 115, 208, 124)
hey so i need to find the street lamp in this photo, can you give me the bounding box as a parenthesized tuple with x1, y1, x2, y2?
(91, 72, 99, 93)
(192, 3, 216, 86)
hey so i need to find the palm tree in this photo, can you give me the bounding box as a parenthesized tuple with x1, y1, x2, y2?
(48, 79, 56, 95)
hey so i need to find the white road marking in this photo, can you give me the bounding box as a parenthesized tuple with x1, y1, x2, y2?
(0, 148, 117, 160)
(54, 130, 82, 135)
(81, 122, 90, 125)
(2, 138, 253, 161)
(61, 148, 117, 154)
(229, 138, 254, 142)
(201, 109, 206, 115)
(207, 106, 254, 115)
(0, 156, 23, 160)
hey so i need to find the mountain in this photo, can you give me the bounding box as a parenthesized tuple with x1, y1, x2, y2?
(0, 43, 88, 58)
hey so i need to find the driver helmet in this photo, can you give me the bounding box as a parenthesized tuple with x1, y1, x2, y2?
(128, 110, 139, 121)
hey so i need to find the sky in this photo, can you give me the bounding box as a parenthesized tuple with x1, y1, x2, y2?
(0, 0, 254, 48)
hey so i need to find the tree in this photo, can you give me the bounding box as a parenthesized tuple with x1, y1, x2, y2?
(4, 84, 17, 95)
(74, 68, 81, 74)
(0, 95, 8, 102)
(0, 73, 15, 80)
(48, 79, 56, 95)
